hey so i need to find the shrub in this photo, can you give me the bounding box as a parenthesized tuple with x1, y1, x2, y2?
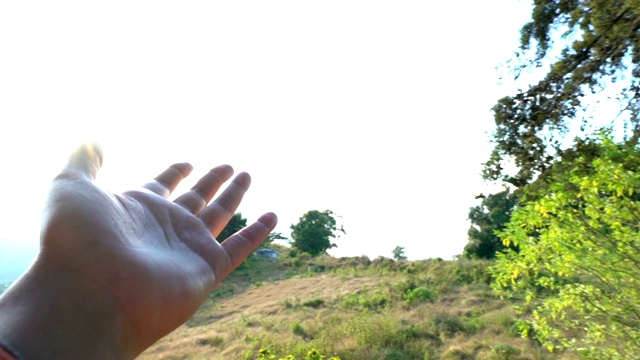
(489, 343, 520, 360)
(432, 313, 466, 337)
(292, 321, 307, 337)
(491, 343, 520, 360)
(404, 286, 436, 305)
(491, 134, 640, 359)
(258, 348, 341, 360)
(195, 336, 224, 347)
(342, 289, 389, 310)
(302, 298, 325, 308)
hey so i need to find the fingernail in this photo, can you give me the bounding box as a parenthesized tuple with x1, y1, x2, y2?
(258, 212, 278, 229)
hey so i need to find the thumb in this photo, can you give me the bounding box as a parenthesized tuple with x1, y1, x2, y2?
(59, 142, 104, 181)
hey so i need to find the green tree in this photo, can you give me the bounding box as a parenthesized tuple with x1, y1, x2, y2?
(485, 0, 640, 187)
(261, 232, 286, 248)
(290, 210, 344, 256)
(392, 246, 407, 261)
(217, 213, 247, 243)
(491, 134, 640, 359)
(463, 190, 518, 259)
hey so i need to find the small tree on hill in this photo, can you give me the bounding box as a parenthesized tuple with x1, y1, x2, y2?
(392, 246, 407, 261)
(217, 213, 247, 243)
(290, 210, 344, 256)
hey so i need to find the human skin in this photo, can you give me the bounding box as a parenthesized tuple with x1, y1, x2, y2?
(0, 143, 277, 359)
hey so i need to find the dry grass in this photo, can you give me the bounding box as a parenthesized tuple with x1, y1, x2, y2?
(140, 275, 385, 359)
(138, 253, 576, 360)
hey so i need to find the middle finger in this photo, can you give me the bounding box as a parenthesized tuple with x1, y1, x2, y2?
(173, 165, 234, 215)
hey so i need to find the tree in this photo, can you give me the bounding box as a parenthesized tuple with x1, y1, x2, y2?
(463, 190, 518, 259)
(217, 213, 247, 243)
(261, 232, 286, 248)
(290, 210, 345, 256)
(485, 0, 640, 187)
(491, 134, 640, 359)
(392, 246, 407, 261)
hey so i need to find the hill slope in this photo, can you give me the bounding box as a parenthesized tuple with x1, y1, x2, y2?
(139, 250, 575, 360)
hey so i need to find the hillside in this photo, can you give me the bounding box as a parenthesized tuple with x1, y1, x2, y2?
(139, 248, 576, 360)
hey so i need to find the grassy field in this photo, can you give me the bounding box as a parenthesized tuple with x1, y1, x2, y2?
(139, 247, 576, 360)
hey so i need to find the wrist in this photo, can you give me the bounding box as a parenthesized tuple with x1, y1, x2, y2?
(0, 258, 132, 360)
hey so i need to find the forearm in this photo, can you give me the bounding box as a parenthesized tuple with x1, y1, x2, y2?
(0, 260, 130, 360)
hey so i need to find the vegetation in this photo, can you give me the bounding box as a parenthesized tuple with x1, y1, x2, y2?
(257, 347, 340, 360)
(492, 134, 640, 359)
(218, 213, 247, 243)
(139, 248, 572, 360)
(290, 210, 345, 256)
(467, 2, 640, 356)
(484, 0, 640, 187)
(263, 232, 287, 249)
(392, 246, 407, 261)
(464, 190, 518, 259)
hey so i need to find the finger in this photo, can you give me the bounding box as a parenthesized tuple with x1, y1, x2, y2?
(199, 172, 251, 236)
(142, 163, 193, 198)
(220, 212, 278, 277)
(57, 142, 104, 181)
(173, 165, 234, 215)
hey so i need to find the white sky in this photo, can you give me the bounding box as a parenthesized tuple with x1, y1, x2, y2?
(0, 1, 534, 278)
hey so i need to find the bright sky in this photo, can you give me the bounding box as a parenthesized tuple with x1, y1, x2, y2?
(0, 1, 534, 279)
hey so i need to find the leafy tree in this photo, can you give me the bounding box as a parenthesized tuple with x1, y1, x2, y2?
(491, 134, 640, 359)
(217, 213, 247, 243)
(485, 0, 640, 187)
(261, 232, 286, 248)
(290, 210, 345, 256)
(392, 246, 407, 261)
(463, 190, 518, 259)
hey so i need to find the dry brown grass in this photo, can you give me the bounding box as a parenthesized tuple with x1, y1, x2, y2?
(140, 273, 390, 359)
(138, 254, 576, 360)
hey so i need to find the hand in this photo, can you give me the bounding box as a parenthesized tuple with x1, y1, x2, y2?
(0, 143, 277, 359)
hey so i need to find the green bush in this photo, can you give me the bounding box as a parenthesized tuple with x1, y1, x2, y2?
(404, 286, 436, 305)
(431, 313, 466, 337)
(342, 289, 389, 310)
(489, 343, 519, 360)
(302, 298, 325, 308)
(292, 321, 307, 337)
(258, 348, 341, 360)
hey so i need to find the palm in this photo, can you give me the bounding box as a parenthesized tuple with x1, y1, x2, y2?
(39, 144, 276, 357)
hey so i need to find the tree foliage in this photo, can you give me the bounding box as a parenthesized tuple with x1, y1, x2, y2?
(463, 190, 518, 259)
(262, 232, 286, 248)
(290, 210, 344, 256)
(491, 134, 640, 359)
(217, 213, 247, 243)
(392, 246, 407, 261)
(485, 0, 640, 187)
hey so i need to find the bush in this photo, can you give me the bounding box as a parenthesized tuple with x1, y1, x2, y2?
(292, 321, 307, 337)
(302, 298, 325, 308)
(342, 289, 389, 310)
(491, 134, 640, 358)
(404, 287, 436, 305)
(195, 336, 224, 347)
(489, 343, 519, 360)
(431, 313, 466, 337)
